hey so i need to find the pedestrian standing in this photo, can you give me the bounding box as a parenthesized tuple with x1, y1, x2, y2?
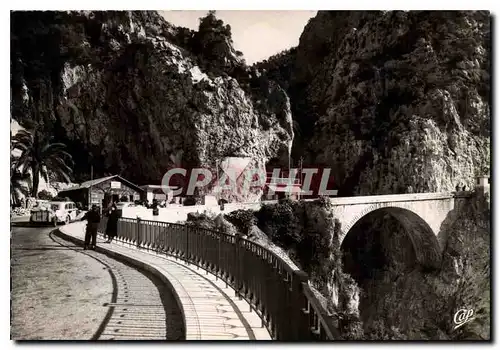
(105, 203, 119, 243)
(81, 205, 101, 250)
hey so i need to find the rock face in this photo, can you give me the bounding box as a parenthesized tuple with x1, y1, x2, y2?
(263, 11, 490, 195)
(11, 11, 293, 186)
(11, 11, 490, 195)
(250, 11, 491, 339)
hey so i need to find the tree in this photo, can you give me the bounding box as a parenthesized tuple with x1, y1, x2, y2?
(10, 157, 31, 206)
(11, 129, 74, 198)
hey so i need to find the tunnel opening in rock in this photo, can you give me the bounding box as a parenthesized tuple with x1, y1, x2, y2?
(340, 207, 442, 335)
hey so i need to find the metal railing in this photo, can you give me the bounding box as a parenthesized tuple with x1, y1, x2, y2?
(98, 216, 339, 340)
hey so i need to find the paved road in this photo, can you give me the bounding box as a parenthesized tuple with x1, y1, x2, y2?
(11, 223, 185, 340)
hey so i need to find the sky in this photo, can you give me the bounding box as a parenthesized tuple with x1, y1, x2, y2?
(160, 10, 318, 64)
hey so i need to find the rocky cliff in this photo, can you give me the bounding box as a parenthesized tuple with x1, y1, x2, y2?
(259, 10, 490, 195)
(249, 10, 491, 340)
(11, 11, 293, 187)
(11, 10, 490, 196)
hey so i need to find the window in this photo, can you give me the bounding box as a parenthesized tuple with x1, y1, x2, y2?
(65, 204, 71, 210)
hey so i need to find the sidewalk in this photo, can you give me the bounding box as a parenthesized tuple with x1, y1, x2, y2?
(58, 222, 271, 340)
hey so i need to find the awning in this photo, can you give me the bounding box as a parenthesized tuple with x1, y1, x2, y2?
(141, 185, 177, 193)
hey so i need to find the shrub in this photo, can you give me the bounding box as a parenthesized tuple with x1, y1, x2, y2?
(186, 212, 219, 231)
(37, 190, 53, 200)
(183, 197, 197, 206)
(52, 196, 70, 202)
(364, 321, 406, 340)
(224, 209, 256, 235)
(255, 199, 305, 261)
(339, 312, 364, 340)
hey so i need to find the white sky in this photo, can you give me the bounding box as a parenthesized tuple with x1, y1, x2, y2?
(160, 10, 317, 64)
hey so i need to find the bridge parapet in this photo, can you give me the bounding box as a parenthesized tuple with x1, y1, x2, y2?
(327, 192, 473, 206)
(100, 217, 339, 341)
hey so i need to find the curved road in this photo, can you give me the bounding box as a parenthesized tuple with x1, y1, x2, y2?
(11, 223, 185, 340)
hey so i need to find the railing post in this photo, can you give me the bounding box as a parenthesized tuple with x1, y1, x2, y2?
(185, 224, 190, 265)
(234, 232, 242, 298)
(292, 270, 310, 341)
(136, 217, 141, 248)
(217, 233, 221, 281)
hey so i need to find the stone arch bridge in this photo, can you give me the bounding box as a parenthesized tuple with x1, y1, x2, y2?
(323, 192, 473, 270)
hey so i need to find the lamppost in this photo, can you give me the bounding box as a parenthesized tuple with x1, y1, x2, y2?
(88, 153, 94, 210)
(216, 159, 220, 203)
(298, 156, 304, 200)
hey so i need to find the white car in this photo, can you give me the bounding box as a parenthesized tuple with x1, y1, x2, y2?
(30, 201, 79, 226)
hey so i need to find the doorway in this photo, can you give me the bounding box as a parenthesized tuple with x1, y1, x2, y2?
(103, 193, 111, 209)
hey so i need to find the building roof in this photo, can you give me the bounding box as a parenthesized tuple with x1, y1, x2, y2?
(141, 184, 177, 192)
(59, 175, 144, 193)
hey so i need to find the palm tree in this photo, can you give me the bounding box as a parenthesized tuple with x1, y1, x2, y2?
(11, 129, 74, 198)
(10, 156, 31, 206)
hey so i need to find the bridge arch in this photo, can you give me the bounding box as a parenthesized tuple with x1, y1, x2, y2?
(339, 206, 442, 271)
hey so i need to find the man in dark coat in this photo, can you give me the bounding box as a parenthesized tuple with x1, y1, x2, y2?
(105, 203, 119, 243)
(81, 205, 101, 250)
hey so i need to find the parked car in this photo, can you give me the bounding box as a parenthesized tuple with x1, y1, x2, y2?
(30, 200, 79, 226)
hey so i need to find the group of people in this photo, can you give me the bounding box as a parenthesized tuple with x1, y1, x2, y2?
(80, 203, 120, 250)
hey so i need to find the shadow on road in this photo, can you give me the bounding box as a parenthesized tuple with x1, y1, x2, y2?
(48, 231, 119, 340)
(11, 222, 70, 228)
(14, 246, 81, 251)
(49, 230, 185, 340)
(12, 222, 43, 228)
